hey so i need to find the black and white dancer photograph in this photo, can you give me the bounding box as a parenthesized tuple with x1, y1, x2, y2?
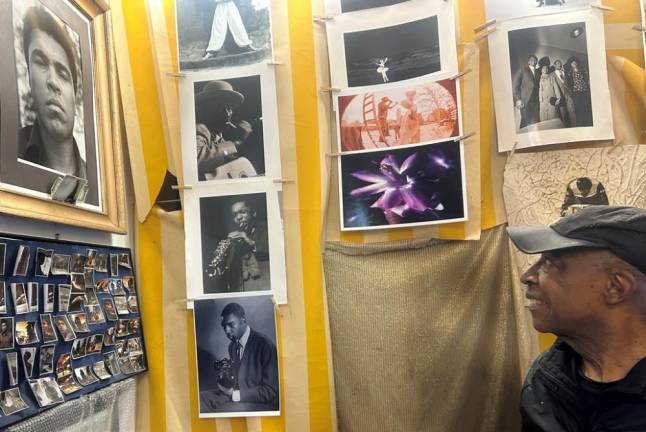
(488, 9, 613, 150)
(193, 294, 279, 417)
(326, 0, 457, 88)
(175, 0, 272, 71)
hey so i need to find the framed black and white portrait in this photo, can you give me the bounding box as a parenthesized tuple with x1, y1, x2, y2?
(0, 0, 126, 232)
(175, 0, 273, 72)
(183, 183, 287, 304)
(193, 294, 280, 417)
(325, 0, 457, 88)
(179, 64, 281, 185)
(488, 9, 613, 151)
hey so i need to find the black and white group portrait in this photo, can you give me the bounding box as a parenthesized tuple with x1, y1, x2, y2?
(194, 295, 279, 417)
(194, 76, 265, 181)
(200, 193, 270, 294)
(343, 16, 440, 87)
(175, 0, 272, 71)
(489, 10, 613, 150)
(509, 22, 592, 133)
(0, 0, 100, 205)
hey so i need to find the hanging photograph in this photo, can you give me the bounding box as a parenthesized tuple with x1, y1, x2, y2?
(35, 248, 54, 277)
(335, 76, 461, 152)
(0, 0, 126, 232)
(183, 183, 287, 304)
(175, 0, 272, 71)
(201, 193, 270, 294)
(179, 64, 281, 185)
(503, 144, 646, 273)
(488, 9, 613, 151)
(339, 140, 467, 230)
(193, 294, 279, 417)
(485, 0, 594, 22)
(325, 0, 411, 15)
(326, 0, 457, 88)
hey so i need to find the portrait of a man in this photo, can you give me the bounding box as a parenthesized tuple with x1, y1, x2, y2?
(17, 5, 85, 178)
(201, 193, 270, 294)
(193, 76, 265, 181)
(0, 0, 100, 205)
(194, 296, 279, 416)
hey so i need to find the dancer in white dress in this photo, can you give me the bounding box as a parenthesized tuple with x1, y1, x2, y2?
(376, 58, 390, 83)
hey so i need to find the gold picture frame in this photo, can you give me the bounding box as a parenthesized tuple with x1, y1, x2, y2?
(0, 0, 126, 233)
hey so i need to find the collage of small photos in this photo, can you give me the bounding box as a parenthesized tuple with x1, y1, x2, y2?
(0, 235, 146, 428)
(174, 0, 283, 419)
(325, 0, 468, 231)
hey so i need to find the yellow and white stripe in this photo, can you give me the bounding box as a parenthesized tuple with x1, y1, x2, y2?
(113, 0, 645, 430)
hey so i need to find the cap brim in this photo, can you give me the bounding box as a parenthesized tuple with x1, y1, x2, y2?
(506, 225, 601, 254)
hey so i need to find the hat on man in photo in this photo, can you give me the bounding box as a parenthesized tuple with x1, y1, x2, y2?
(195, 81, 244, 109)
(506, 205, 646, 275)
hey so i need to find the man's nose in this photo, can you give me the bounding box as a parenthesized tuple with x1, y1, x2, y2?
(520, 260, 540, 285)
(46, 68, 61, 94)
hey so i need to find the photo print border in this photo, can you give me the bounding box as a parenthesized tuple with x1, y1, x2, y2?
(179, 63, 282, 187)
(174, 0, 274, 72)
(488, 8, 613, 151)
(183, 182, 287, 305)
(192, 293, 280, 418)
(338, 140, 468, 231)
(334, 72, 462, 153)
(0, 0, 126, 233)
(325, 0, 458, 89)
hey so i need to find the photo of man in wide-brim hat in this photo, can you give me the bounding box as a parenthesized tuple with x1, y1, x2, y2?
(194, 80, 257, 181)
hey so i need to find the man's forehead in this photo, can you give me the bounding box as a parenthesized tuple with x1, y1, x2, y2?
(29, 29, 71, 68)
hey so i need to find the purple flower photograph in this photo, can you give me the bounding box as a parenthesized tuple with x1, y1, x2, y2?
(339, 141, 466, 230)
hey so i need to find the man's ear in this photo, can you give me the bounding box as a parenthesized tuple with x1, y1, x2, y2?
(604, 268, 637, 305)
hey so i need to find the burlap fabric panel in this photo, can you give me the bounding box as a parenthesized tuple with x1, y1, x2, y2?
(323, 225, 536, 432)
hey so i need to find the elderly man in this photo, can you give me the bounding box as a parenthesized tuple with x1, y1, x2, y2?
(507, 205, 646, 431)
(18, 6, 85, 179)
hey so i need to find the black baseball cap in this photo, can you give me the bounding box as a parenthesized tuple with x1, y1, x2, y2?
(506, 206, 646, 275)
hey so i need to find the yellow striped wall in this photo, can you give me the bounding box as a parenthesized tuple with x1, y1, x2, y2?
(112, 0, 646, 430)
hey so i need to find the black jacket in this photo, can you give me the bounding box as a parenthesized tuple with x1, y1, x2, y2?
(521, 340, 646, 431)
